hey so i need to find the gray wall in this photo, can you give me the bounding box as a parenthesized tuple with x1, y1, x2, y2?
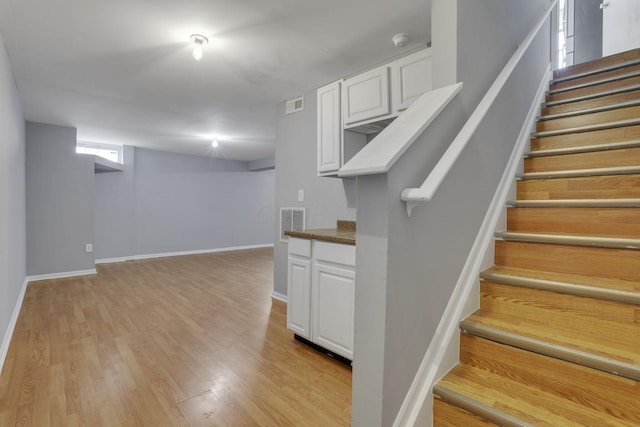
(351, 1, 551, 425)
(574, 0, 602, 64)
(273, 88, 357, 297)
(0, 31, 26, 364)
(26, 122, 95, 276)
(95, 147, 274, 260)
(94, 146, 136, 259)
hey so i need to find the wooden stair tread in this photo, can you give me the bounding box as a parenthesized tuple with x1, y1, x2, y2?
(548, 70, 640, 96)
(550, 62, 640, 90)
(530, 124, 640, 152)
(494, 240, 640, 282)
(524, 146, 640, 172)
(544, 83, 640, 109)
(433, 397, 498, 426)
(553, 48, 640, 80)
(507, 200, 640, 209)
(495, 230, 640, 249)
(437, 364, 638, 427)
(532, 118, 640, 138)
(516, 175, 640, 201)
(542, 87, 640, 116)
(538, 99, 640, 122)
(481, 265, 640, 299)
(464, 310, 640, 369)
(525, 138, 640, 158)
(479, 281, 638, 351)
(439, 334, 640, 426)
(546, 75, 640, 103)
(536, 105, 640, 133)
(506, 206, 640, 239)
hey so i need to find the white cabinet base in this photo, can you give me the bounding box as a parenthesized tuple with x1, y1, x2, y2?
(286, 238, 355, 361)
(312, 262, 355, 360)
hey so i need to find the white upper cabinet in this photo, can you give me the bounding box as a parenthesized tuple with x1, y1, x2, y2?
(391, 48, 433, 113)
(342, 65, 391, 126)
(317, 81, 343, 175)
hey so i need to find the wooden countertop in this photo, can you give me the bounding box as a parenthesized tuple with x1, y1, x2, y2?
(284, 220, 356, 245)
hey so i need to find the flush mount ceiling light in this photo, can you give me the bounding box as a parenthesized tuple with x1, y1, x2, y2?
(190, 34, 209, 61)
(211, 139, 219, 148)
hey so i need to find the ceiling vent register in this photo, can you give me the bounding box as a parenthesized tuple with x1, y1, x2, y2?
(285, 96, 304, 115)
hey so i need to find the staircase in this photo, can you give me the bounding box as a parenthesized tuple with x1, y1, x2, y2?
(432, 49, 640, 426)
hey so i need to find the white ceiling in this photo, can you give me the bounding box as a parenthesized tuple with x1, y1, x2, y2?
(0, 0, 430, 162)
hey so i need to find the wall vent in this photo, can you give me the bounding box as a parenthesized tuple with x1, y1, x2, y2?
(285, 96, 304, 115)
(280, 207, 305, 242)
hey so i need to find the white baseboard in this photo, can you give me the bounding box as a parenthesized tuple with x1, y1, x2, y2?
(393, 65, 552, 427)
(95, 256, 131, 264)
(96, 243, 274, 264)
(27, 268, 98, 282)
(271, 291, 288, 303)
(0, 277, 28, 376)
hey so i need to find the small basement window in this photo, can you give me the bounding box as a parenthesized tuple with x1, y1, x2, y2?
(76, 141, 123, 164)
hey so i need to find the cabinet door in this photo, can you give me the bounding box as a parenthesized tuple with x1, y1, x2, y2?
(317, 81, 343, 174)
(287, 255, 312, 339)
(391, 48, 432, 112)
(312, 262, 355, 360)
(343, 65, 390, 126)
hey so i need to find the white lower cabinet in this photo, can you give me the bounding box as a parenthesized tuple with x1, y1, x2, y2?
(312, 262, 355, 359)
(287, 255, 312, 339)
(286, 238, 355, 360)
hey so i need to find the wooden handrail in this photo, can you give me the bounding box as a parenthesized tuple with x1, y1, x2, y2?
(401, 0, 558, 217)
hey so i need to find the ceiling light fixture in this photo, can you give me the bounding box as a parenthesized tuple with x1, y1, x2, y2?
(190, 34, 209, 61)
(211, 139, 219, 148)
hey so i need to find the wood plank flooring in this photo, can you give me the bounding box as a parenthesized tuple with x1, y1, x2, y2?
(0, 248, 352, 426)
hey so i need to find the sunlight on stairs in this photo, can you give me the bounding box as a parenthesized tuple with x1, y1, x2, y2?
(432, 49, 640, 426)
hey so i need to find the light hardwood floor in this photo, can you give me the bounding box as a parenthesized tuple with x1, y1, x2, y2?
(0, 248, 352, 426)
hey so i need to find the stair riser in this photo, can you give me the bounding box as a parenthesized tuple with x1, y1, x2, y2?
(530, 124, 640, 152)
(517, 174, 640, 200)
(536, 105, 640, 132)
(542, 89, 640, 116)
(479, 282, 638, 347)
(524, 147, 640, 173)
(494, 240, 640, 282)
(546, 75, 640, 103)
(553, 48, 640, 80)
(457, 334, 640, 424)
(433, 398, 497, 426)
(506, 207, 640, 238)
(550, 63, 640, 91)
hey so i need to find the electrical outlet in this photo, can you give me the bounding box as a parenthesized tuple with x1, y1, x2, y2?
(85, 243, 93, 253)
(297, 189, 304, 202)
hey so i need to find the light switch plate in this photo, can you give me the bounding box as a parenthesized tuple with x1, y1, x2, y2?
(297, 190, 304, 202)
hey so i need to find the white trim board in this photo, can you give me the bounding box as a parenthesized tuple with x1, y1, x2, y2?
(0, 278, 29, 376)
(26, 268, 98, 282)
(95, 243, 274, 264)
(271, 291, 288, 303)
(393, 65, 552, 427)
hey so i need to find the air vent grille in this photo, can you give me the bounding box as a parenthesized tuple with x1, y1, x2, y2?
(280, 207, 305, 242)
(285, 96, 304, 115)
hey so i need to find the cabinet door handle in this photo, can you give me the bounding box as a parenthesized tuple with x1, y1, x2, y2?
(600, 2, 609, 9)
